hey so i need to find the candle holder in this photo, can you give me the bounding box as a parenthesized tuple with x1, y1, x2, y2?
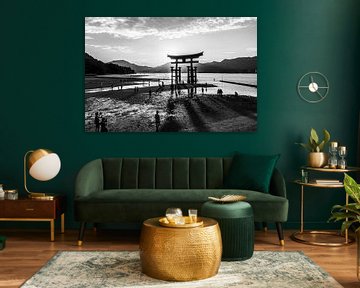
(337, 146, 347, 169)
(328, 142, 338, 169)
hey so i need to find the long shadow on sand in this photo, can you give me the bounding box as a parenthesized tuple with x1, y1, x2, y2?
(182, 99, 208, 131)
(208, 96, 257, 121)
(192, 97, 220, 118)
(160, 116, 183, 132)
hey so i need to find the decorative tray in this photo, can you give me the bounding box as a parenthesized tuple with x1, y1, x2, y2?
(208, 194, 246, 203)
(159, 216, 204, 228)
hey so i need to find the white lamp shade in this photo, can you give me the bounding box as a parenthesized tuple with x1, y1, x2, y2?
(29, 153, 61, 181)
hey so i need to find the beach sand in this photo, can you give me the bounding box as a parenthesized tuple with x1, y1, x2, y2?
(85, 87, 257, 132)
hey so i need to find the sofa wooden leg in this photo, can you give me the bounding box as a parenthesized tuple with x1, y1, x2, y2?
(93, 223, 98, 233)
(275, 222, 284, 246)
(78, 222, 86, 246)
(262, 222, 268, 232)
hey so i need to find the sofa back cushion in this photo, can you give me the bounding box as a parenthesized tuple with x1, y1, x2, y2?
(102, 157, 233, 189)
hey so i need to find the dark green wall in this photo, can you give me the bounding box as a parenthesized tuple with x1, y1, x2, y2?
(1, 0, 359, 230)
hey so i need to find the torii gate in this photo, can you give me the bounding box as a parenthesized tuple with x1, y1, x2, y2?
(167, 52, 203, 86)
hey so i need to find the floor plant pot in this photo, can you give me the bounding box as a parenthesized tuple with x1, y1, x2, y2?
(308, 152, 328, 168)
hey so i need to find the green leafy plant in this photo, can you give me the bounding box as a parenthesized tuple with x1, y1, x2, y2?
(329, 173, 360, 233)
(296, 128, 331, 152)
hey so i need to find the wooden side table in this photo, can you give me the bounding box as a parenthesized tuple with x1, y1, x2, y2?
(291, 166, 359, 246)
(0, 195, 66, 241)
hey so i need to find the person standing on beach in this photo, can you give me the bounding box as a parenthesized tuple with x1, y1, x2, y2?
(155, 111, 160, 132)
(100, 117, 108, 132)
(94, 112, 100, 132)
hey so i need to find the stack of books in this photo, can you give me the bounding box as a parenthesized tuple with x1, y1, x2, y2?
(314, 179, 341, 185)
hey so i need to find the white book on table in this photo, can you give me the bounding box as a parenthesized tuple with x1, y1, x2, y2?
(315, 179, 341, 184)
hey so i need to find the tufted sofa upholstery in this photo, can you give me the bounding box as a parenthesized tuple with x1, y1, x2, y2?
(74, 157, 288, 245)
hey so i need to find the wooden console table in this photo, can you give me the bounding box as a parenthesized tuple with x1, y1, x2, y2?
(0, 195, 65, 241)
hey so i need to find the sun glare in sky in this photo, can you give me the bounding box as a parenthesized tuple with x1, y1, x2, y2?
(85, 17, 257, 67)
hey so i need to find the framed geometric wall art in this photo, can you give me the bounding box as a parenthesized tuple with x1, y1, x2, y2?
(85, 17, 257, 132)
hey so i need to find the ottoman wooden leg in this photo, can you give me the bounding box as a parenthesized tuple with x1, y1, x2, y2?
(93, 223, 98, 233)
(262, 222, 268, 232)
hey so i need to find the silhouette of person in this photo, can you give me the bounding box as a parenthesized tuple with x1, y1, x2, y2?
(100, 117, 108, 132)
(202, 87, 204, 95)
(155, 111, 160, 132)
(94, 112, 100, 132)
(235, 91, 238, 96)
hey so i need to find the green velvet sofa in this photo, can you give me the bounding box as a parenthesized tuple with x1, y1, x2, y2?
(74, 157, 288, 245)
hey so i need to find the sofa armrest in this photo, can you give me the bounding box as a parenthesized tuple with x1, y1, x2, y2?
(269, 168, 287, 198)
(75, 159, 104, 199)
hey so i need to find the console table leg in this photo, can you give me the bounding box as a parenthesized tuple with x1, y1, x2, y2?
(61, 213, 65, 234)
(345, 193, 349, 243)
(50, 220, 55, 242)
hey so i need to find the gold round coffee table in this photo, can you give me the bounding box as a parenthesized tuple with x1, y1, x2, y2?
(139, 217, 222, 281)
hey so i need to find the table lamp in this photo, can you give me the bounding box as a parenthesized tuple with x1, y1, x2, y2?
(24, 149, 61, 199)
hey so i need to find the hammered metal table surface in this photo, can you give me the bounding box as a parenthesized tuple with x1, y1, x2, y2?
(139, 217, 222, 281)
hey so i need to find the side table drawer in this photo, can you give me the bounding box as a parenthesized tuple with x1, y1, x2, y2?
(1, 201, 55, 218)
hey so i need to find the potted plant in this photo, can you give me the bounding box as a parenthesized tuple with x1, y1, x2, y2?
(296, 128, 330, 167)
(329, 173, 360, 279)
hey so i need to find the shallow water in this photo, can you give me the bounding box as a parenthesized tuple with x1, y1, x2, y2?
(85, 73, 257, 97)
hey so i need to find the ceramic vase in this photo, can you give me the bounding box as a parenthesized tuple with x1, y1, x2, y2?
(308, 152, 328, 168)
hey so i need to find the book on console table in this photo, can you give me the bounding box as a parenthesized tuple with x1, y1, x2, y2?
(314, 179, 341, 185)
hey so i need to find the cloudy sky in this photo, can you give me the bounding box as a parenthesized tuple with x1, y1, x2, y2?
(85, 17, 257, 67)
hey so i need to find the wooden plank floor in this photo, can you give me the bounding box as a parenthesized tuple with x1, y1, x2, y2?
(0, 228, 358, 288)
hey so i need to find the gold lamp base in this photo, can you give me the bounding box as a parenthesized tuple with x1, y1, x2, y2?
(28, 192, 55, 200)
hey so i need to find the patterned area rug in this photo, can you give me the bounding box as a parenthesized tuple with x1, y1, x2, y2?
(21, 251, 342, 288)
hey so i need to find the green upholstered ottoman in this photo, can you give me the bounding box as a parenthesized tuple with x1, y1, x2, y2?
(201, 201, 254, 261)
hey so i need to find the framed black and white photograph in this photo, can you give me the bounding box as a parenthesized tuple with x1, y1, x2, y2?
(85, 17, 257, 132)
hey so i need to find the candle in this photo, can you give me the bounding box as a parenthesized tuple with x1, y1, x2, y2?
(338, 146, 346, 153)
(330, 142, 338, 148)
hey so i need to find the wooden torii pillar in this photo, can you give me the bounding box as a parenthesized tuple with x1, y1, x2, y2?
(168, 52, 203, 86)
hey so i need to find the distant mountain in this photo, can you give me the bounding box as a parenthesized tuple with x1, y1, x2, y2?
(198, 57, 256, 73)
(111, 56, 256, 73)
(110, 60, 153, 73)
(85, 53, 134, 75)
(150, 62, 171, 73)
